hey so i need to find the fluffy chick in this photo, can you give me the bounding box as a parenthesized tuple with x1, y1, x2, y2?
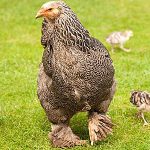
(130, 90, 150, 126)
(106, 30, 133, 52)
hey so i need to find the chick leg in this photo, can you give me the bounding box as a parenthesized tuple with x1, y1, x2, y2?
(37, 64, 86, 147)
(137, 111, 148, 126)
(88, 79, 116, 145)
(111, 44, 115, 53)
(141, 112, 148, 126)
(119, 43, 130, 52)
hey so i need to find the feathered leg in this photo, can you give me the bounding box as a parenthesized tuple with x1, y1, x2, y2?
(49, 124, 86, 148)
(88, 112, 113, 145)
(37, 64, 86, 147)
(88, 79, 116, 145)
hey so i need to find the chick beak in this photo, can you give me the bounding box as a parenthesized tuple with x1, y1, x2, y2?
(35, 9, 45, 19)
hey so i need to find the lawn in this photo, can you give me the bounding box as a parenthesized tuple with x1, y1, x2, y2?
(0, 0, 150, 149)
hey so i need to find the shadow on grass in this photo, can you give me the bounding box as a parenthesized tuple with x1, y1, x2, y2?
(70, 112, 89, 140)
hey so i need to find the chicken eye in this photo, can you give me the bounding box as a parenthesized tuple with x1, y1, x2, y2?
(48, 8, 53, 11)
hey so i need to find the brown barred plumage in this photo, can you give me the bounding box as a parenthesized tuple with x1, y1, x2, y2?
(36, 1, 116, 147)
(130, 90, 150, 126)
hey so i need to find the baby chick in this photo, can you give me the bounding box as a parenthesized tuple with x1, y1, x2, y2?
(106, 30, 133, 52)
(130, 90, 150, 126)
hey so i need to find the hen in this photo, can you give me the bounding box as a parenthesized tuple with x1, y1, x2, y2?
(36, 1, 116, 147)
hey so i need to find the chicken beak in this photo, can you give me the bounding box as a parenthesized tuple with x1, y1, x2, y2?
(35, 9, 45, 19)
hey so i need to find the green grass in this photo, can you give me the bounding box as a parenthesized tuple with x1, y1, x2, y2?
(0, 0, 150, 149)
